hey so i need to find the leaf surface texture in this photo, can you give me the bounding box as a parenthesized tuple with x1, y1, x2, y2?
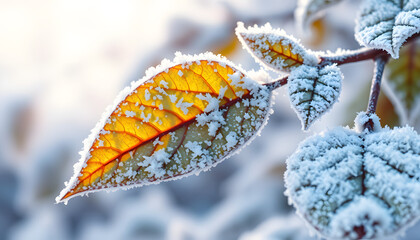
(57, 53, 272, 203)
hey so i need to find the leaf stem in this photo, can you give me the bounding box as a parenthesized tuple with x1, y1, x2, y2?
(364, 54, 389, 132)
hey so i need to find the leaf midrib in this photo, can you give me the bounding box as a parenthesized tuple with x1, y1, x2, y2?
(69, 92, 255, 197)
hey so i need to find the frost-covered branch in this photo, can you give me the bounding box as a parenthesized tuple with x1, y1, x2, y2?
(320, 33, 420, 66)
(264, 76, 288, 91)
(319, 48, 386, 66)
(364, 55, 389, 132)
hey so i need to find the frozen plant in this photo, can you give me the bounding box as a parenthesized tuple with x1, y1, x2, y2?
(57, 1, 420, 239)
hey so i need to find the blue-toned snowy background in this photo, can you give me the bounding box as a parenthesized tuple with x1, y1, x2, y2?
(1, 0, 419, 239)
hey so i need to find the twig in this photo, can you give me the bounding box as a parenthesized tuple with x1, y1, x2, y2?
(319, 48, 387, 66)
(320, 32, 420, 66)
(363, 54, 389, 132)
(264, 76, 288, 91)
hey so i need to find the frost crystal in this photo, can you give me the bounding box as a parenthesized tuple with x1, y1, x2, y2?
(288, 64, 342, 130)
(354, 112, 381, 133)
(235, 22, 319, 72)
(355, 0, 420, 59)
(285, 124, 420, 239)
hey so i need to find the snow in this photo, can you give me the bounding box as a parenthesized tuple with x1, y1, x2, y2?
(285, 124, 420, 239)
(196, 110, 226, 136)
(144, 89, 151, 101)
(175, 97, 193, 115)
(152, 137, 164, 146)
(159, 80, 169, 89)
(169, 94, 177, 103)
(288, 64, 342, 130)
(196, 93, 220, 112)
(218, 86, 228, 99)
(139, 149, 171, 178)
(178, 70, 183, 77)
(354, 112, 382, 133)
(124, 110, 136, 118)
(225, 132, 239, 150)
(355, 0, 420, 59)
(235, 22, 319, 73)
(140, 112, 152, 122)
(330, 197, 392, 239)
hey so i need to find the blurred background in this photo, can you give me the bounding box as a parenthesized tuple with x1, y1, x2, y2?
(0, 0, 419, 239)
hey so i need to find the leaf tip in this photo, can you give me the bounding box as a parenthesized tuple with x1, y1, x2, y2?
(55, 189, 71, 205)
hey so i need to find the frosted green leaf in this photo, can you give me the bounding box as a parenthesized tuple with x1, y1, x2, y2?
(285, 116, 420, 239)
(355, 0, 420, 58)
(288, 64, 342, 130)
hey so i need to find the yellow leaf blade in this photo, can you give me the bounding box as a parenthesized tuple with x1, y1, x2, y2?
(235, 22, 319, 72)
(57, 53, 272, 203)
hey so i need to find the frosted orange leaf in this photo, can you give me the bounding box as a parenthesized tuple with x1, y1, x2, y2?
(236, 22, 319, 72)
(57, 52, 272, 203)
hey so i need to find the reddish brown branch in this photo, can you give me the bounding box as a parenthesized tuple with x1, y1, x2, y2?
(319, 48, 387, 66)
(264, 75, 288, 90)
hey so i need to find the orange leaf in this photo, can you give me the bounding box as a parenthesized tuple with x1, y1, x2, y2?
(236, 22, 319, 72)
(57, 52, 272, 203)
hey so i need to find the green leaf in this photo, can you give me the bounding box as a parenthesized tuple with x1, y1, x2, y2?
(288, 64, 342, 130)
(285, 121, 420, 239)
(355, 0, 420, 58)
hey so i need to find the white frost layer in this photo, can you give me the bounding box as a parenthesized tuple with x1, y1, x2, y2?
(330, 197, 392, 239)
(288, 64, 342, 130)
(354, 112, 382, 133)
(56, 52, 273, 204)
(235, 21, 319, 72)
(285, 125, 420, 239)
(355, 0, 420, 59)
